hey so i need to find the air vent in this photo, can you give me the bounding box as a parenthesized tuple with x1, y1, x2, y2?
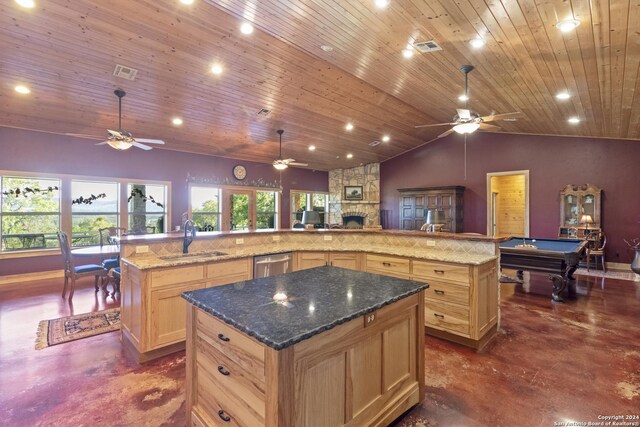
(368, 140, 381, 147)
(113, 64, 138, 81)
(414, 40, 443, 53)
(256, 108, 272, 116)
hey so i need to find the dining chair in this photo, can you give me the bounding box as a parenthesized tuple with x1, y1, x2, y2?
(586, 232, 607, 272)
(98, 227, 126, 270)
(128, 225, 156, 235)
(57, 231, 108, 300)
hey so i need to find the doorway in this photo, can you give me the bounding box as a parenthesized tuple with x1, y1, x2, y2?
(486, 171, 529, 237)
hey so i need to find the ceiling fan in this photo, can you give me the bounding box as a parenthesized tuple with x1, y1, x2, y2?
(415, 65, 523, 139)
(272, 129, 308, 170)
(69, 89, 165, 151)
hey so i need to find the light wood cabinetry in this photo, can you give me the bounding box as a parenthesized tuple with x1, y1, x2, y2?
(295, 251, 362, 271)
(398, 186, 465, 232)
(121, 257, 252, 363)
(558, 184, 602, 239)
(186, 291, 424, 427)
(365, 253, 411, 279)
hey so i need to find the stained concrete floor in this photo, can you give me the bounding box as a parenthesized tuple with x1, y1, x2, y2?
(0, 272, 638, 426)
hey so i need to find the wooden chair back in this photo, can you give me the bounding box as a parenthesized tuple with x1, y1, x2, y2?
(98, 227, 127, 246)
(128, 225, 156, 235)
(57, 231, 73, 273)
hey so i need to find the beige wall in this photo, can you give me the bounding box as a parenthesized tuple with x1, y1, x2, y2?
(491, 175, 526, 237)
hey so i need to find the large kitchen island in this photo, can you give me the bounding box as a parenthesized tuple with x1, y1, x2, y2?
(182, 266, 429, 427)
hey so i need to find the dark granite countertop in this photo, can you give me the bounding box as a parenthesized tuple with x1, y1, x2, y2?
(181, 266, 429, 350)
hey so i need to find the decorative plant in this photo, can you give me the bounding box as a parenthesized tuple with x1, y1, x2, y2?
(128, 188, 164, 208)
(72, 193, 106, 205)
(2, 186, 59, 197)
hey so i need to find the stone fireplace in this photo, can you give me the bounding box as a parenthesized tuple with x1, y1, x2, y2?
(328, 163, 380, 228)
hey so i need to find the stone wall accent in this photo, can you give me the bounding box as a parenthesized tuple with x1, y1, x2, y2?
(328, 163, 380, 226)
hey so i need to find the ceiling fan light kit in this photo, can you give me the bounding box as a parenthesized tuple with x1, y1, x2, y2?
(453, 122, 480, 134)
(272, 129, 308, 170)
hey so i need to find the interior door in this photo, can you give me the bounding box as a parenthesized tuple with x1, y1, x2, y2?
(222, 189, 255, 231)
(488, 174, 527, 237)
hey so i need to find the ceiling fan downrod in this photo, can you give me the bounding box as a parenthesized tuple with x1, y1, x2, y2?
(114, 89, 126, 131)
(460, 65, 474, 109)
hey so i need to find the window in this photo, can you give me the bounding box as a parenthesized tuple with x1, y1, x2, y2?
(1, 176, 61, 251)
(256, 191, 278, 229)
(127, 183, 167, 234)
(291, 191, 328, 226)
(191, 186, 221, 231)
(72, 180, 119, 246)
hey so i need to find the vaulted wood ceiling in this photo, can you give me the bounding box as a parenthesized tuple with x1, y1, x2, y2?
(1, 0, 639, 170)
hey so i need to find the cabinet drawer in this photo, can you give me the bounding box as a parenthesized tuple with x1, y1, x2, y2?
(425, 300, 469, 336)
(197, 311, 265, 375)
(366, 254, 410, 276)
(424, 280, 470, 306)
(206, 258, 250, 280)
(412, 260, 470, 284)
(151, 265, 204, 288)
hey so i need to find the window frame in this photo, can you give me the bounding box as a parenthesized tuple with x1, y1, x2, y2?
(255, 190, 279, 231)
(71, 179, 121, 247)
(290, 190, 329, 227)
(126, 182, 169, 234)
(188, 183, 223, 232)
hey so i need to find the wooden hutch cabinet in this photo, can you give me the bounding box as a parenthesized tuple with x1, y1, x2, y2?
(399, 186, 465, 232)
(558, 184, 602, 239)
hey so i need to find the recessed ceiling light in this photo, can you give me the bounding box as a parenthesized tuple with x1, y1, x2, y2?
(345, 122, 354, 131)
(346, 153, 353, 159)
(172, 117, 183, 126)
(14, 85, 30, 94)
(458, 94, 469, 101)
(240, 22, 254, 35)
(402, 48, 414, 58)
(382, 135, 390, 142)
(179, 0, 194, 4)
(469, 38, 485, 49)
(556, 91, 571, 100)
(308, 145, 316, 151)
(320, 45, 334, 52)
(15, 0, 35, 8)
(374, 0, 389, 9)
(555, 19, 580, 32)
(210, 63, 223, 75)
(568, 117, 580, 124)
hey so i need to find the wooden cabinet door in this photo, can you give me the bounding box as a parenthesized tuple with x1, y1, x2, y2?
(329, 252, 362, 271)
(150, 282, 204, 349)
(296, 252, 328, 270)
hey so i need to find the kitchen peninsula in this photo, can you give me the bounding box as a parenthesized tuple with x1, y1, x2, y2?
(182, 266, 429, 426)
(118, 229, 503, 363)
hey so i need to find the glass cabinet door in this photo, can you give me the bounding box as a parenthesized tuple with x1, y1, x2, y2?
(582, 193, 596, 219)
(563, 194, 579, 225)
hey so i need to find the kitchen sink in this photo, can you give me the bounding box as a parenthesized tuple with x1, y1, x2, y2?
(159, 251, 228, 260)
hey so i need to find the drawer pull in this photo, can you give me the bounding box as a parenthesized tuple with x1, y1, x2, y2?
(218, 410, 231, 422)
(434, 289, 445, 295)
(217, 333, 230, 342)
(434, 313, 445, 319)
(434, 269, 445, 274)
(217, 365, 230, 376)
(382, 262, 392, 267)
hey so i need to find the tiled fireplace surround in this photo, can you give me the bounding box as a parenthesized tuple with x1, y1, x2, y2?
(328, 163, 380, 227)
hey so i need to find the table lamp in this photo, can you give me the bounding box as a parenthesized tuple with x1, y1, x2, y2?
(425, 209, 447, 232)
(301, 210, 322, 230)
(580, 214, 594, 232)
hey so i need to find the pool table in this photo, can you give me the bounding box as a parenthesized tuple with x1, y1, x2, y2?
(499, 237, 588, 302)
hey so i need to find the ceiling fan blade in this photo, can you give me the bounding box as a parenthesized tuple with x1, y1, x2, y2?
(480, 112, 523, 122)
(457, 109, 472, 120)
(282, 158, 296, 163)
(134, 138, 165, 144)
(438, 128, 456, 139)
(478, 123, 502, 131)
(95, 141, 109, 146)
(131, 141, 153, 151)
(107, 129, 123, 137)
(288, 162, 309, 166)
(415, 122, 456, 128)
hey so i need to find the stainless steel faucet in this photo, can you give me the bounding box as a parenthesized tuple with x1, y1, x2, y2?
(183, 219, 195, 253)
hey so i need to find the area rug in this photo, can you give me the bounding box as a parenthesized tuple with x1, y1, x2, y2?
(574, 268, 639, 282)
(35, 308, 120, 350)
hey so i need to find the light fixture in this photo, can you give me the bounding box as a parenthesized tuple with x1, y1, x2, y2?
(374, 0, 389, 9)
(346, 153, 353, 159)
(172, 117, 183, 126)
(14, 85, 31, 94)
(320, 45, 334, 52)
(469, 38, 485, 49)
(15, 0, 35, 8)
(556, 91, 571, 100)
(345, 122, 354, 131)
(453, 122, 480, 134)
(179, 0, 194, 4)
(381, 135, 390, 142)
(555, 19, 580, 32)
(402, 48, 414, 58)
(458, 94, 469, 101)
(308, 145, 316, 151)
(240, 22, 254, 35)
(302, 210, 322, 230)
(106, 140, 133, 151)
(210, 63, 223, 75)
(425, 209, 447, 232)
(273, 162, 287, 170)
(580, 214, 594, 231)
(568, 117, 580, 124)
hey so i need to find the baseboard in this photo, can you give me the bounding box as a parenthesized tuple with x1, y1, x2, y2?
(606, 262, 631, 272)
(0, 269, 63, 286)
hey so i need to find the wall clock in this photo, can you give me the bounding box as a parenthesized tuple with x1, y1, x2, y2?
(232, 164, 247, 180)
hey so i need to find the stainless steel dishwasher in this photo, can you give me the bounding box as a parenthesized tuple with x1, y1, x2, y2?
(253, 252, 293, 278)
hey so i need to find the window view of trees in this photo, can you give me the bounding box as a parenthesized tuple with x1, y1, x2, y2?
(127, 184, 166, 234)
(291, 191, 328, 227)
(256, 191, 277, 229)
(191, 186, 221, 231)
(1, 176, 61, 251)
(230, 193, 250, 230)
(72, 180, 119, 246)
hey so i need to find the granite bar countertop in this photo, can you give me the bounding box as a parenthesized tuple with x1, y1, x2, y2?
(181, 266, 429, 350)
